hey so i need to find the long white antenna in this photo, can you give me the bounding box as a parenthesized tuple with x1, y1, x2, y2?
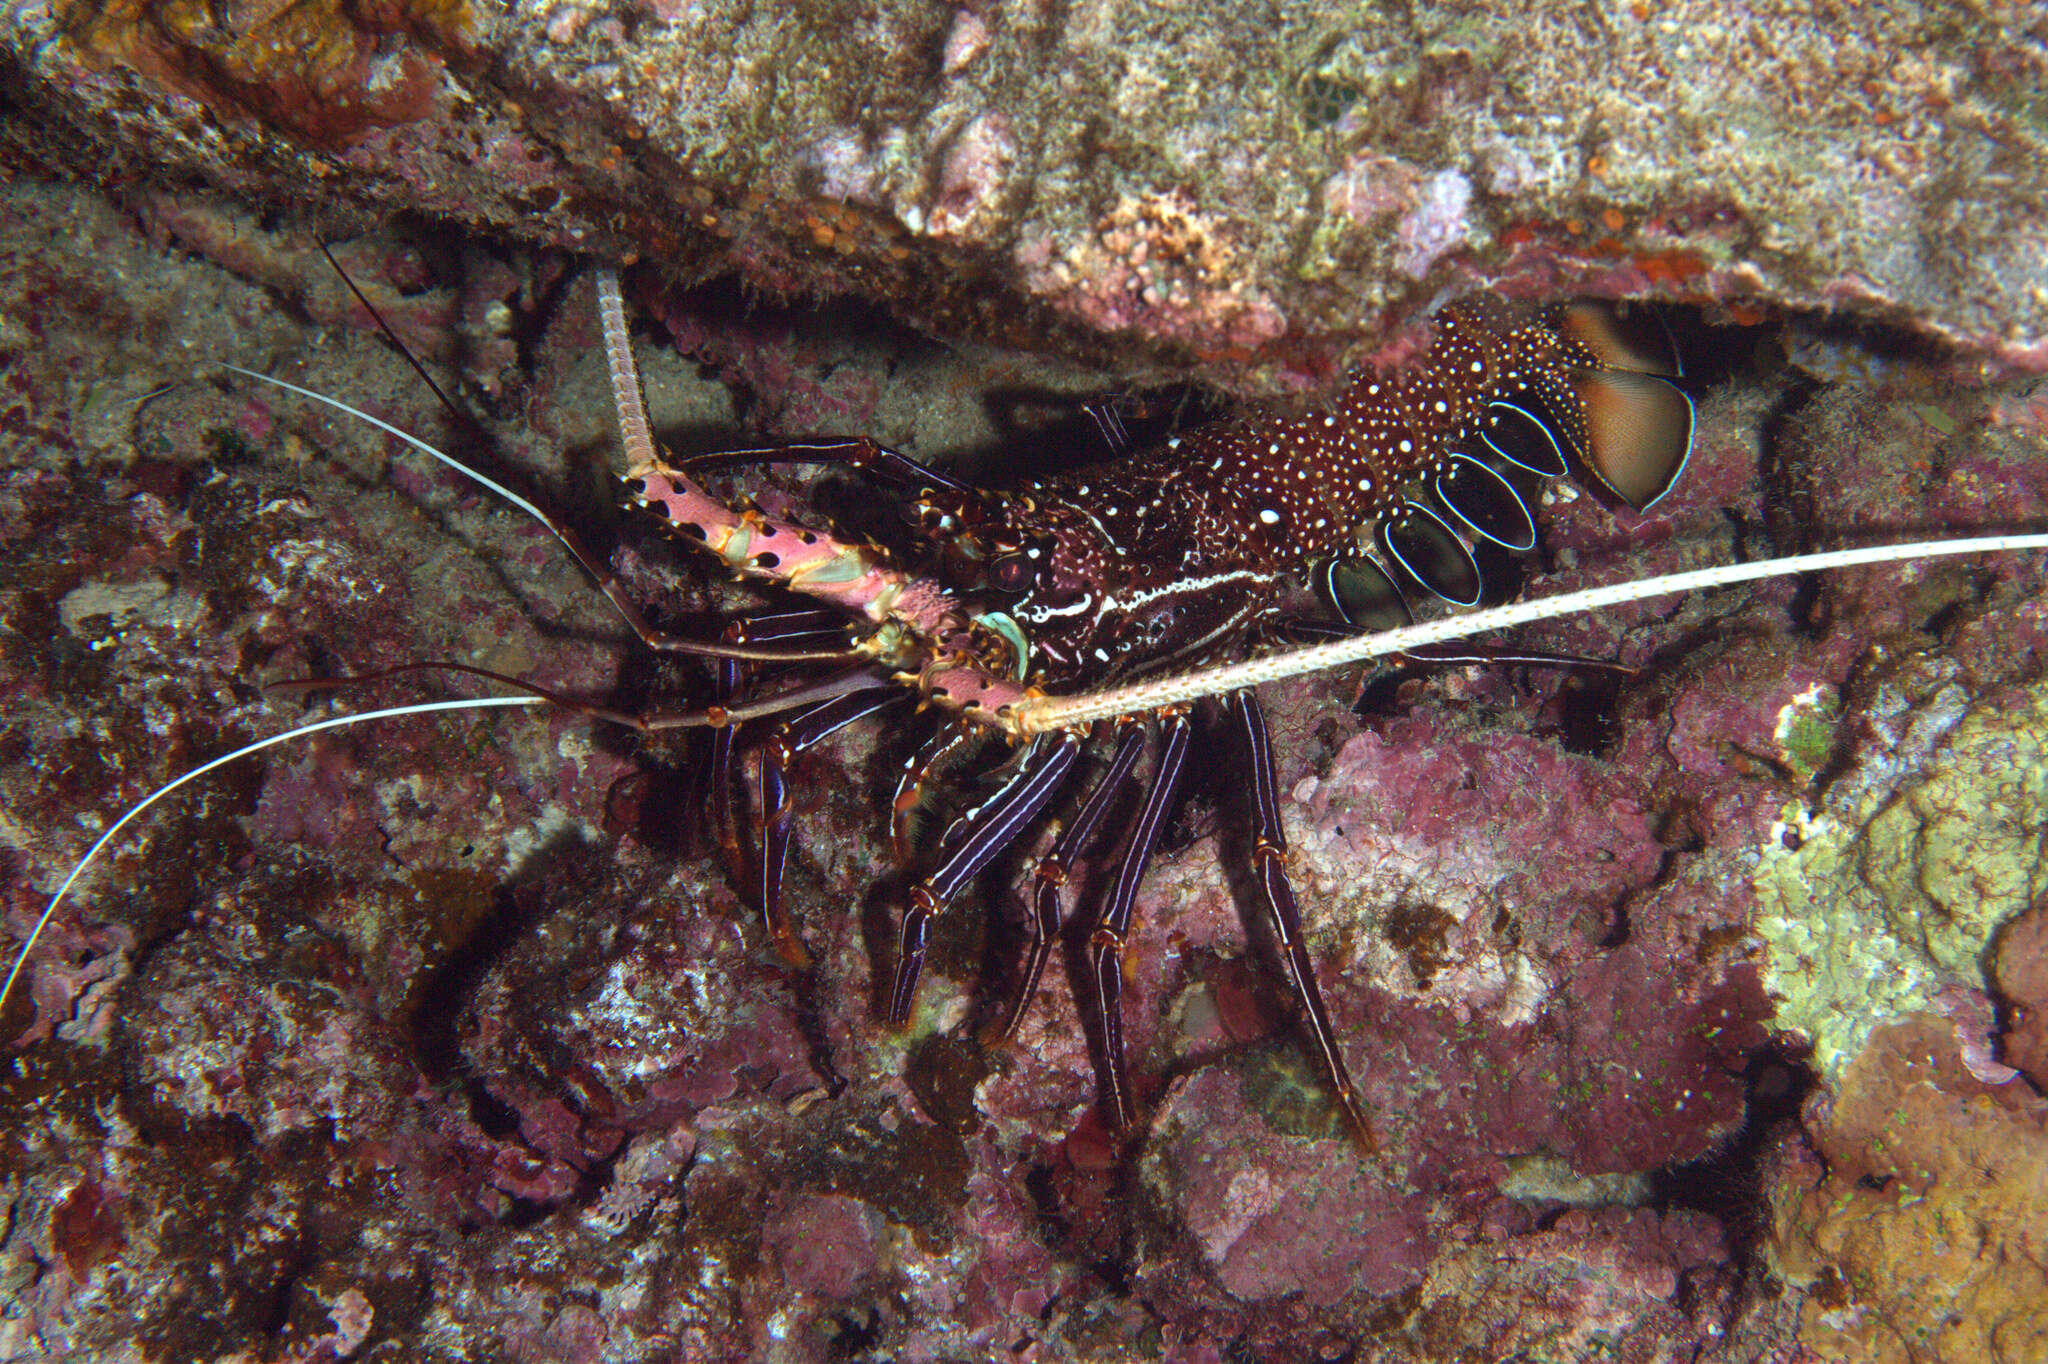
(1013, 534, 2048, 731)
(1, 696, 546, 1024)
(221, 366, 561, 531)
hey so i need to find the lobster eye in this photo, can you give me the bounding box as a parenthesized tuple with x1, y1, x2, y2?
(987, 552, 1036, 594)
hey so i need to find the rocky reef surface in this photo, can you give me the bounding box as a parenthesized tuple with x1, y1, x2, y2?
(4, 0, 2046, 397)
(1, 55, 2046, 1364)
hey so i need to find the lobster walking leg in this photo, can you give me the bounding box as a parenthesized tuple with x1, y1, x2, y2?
(753, 683, 908, 969)
(705, 610, 859, 881)
(886, 734, 1083, 1025)
(1088, 708, 1193, 1132)
(998, 720, 1148, 1039)
(1228, 689, 1376, 1149)
(888, 727, 987, 865)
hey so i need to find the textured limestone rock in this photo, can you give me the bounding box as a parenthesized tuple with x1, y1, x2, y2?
(4, 0, 2046, 398)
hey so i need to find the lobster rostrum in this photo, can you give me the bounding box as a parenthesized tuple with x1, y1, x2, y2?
(612, 279, 1698, 1142)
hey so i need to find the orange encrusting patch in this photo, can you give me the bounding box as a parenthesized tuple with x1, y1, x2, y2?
(56, 0, 474, 147)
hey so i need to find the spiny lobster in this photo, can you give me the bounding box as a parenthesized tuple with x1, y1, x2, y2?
(602, 283, 1702, 1145)
(7, 266, 2044, 1163)
(6, 272, 1694, 1145)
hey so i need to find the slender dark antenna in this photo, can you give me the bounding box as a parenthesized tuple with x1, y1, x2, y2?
(319, 240, 471, 429)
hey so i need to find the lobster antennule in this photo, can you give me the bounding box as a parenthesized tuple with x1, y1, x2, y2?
(595, 269, 660, 467)
(1573, 367, 1696, 510)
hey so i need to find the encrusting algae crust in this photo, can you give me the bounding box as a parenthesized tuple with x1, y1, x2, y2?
(1753, 677, 2048, 1088)
(1753, 672, 2048, 1364)
(1769, 1015, 2048, 1364)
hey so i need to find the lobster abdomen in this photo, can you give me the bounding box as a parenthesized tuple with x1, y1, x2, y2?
(978, 302, 1696, 688)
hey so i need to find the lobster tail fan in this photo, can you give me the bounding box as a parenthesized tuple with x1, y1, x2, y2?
(1573, 368, 1695, 510)
(1559, 300, 1684, 378)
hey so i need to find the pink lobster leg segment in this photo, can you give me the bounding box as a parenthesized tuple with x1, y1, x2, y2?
(627, 464, 966, 642)
(915, 661, 1035, 731)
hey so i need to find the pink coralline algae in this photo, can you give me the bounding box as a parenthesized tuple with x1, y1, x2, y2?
(1394, 170, 1474, 280)
(1147, 1069, 1434, 1304)
(0, 890, 131, 1049)
(1323, 155, 1477, 282)
(924, 111, 1018, 241)
(1425, 1205, 1737, 1356)
(468, 878, 823, 1123)
(1020, 190, 1296, 379)
(763, 1191, 884, 1301)
(646, 281, 886, 434)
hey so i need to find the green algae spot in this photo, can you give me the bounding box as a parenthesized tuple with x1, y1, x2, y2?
(1772, 683, 1839, 783)
(1907, 402, 1960, 436)
(1299, 73, 1362, 129)
(1236, 1042, 1347, 1140)
(1754, 682, 2048, 1085)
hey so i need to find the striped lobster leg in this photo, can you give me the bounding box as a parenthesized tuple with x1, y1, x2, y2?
(885, 733, 1084, 1025)
(1229, 689, 1375, 1149)
(1087, 708, 1195, 1133)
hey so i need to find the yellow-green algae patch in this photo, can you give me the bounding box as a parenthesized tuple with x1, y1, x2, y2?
(1770, 683, 1839, 784)
(1753, 681, 2048, 1085)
